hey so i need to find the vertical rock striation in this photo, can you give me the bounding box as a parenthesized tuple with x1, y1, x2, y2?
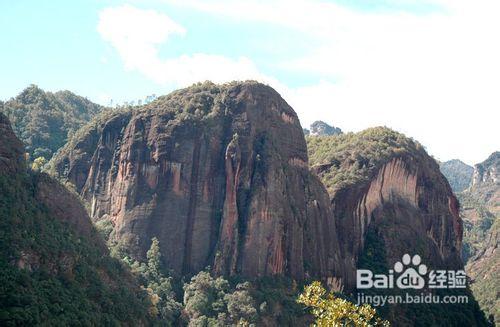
(308, 128, 463, 289)
(52, 82, 344, 282)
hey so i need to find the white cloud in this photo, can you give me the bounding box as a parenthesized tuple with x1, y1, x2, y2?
(98, 5, 185, 74)
(99, 2, 499, 164)
(163, 0, 500, 164)
(135, 53, 267, 86)
(97, 5, 272, 87)
(96, 93, 112, 106)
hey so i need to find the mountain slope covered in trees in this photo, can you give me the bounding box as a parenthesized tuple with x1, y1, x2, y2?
(440, 159, 474, 193)
(463, 152, 499, 324)
(0, 85, 107, 162)
(0, 113, 150, 325)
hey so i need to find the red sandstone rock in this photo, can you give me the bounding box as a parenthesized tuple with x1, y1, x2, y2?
(310, 132, 464, 290)
(53, 82, 344, 282)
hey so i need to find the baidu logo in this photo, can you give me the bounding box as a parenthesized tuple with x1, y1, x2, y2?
(356, 253, 466, 290)
(394, 254, 427, 289)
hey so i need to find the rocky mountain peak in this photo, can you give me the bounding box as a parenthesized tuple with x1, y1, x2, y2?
(472, 151, 499, 187)
(52, 81, 344, 282)
(440, 159, 474, 193)
(307, 127, 463, 290)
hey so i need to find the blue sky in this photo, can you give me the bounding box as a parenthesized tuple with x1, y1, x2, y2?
(1, 0, 499, 164)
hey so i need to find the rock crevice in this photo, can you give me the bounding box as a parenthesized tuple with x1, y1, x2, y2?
(53, 82, 344, 281)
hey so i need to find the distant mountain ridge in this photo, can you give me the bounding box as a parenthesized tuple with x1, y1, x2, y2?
(0, 85, 107, 161)
(303, 120, 342, 136)
(440, 159, 474, 193)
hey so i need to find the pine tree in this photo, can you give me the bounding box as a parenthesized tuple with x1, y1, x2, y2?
(147, 237, 161, 279)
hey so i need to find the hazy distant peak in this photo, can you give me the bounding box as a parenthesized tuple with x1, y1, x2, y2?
(309, 120, 342, 136)
(440, 159, 474, 193)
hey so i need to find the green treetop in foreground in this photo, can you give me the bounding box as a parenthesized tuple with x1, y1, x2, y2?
(298, 281, 389, 327)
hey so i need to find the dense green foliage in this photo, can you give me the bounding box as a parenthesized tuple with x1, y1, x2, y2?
(459, 192, 496, 261)
(1, 85, 106, 161)
(182, 272, 257, 326)
(468, 218, 499, 325)
(123, 238, 183, 324)
(457, 152, 499, 323)
(306, 127, 425, 194)
(107, 236, 309, 326)
(0, 171, 150, 325)
(298, 281, 389, 326)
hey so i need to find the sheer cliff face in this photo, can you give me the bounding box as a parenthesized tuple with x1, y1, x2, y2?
(336, 156, 462, 289)
(308, 129, 463, 290)
(53, 82, 343, 281)
(469, 151, 499, 216)
(471, 152, 499, 187)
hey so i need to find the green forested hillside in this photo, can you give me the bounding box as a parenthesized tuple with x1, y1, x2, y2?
(306, 127, 426, 194)
(0, 85, 107, 161)
(460, 192, 496, 262)
(0, 112, 150, 325)
(106, 237, 308, 326)
(462, 152, 500, 324)
(0, 172, 151, 325)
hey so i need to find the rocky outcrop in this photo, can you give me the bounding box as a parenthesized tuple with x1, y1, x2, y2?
(308, 128, 463, 290)
(52, 82, 344, 282)
(336, 156, 462, 288)
(307, 128, 491, 325)
(48, 83, 488, 324)
(460, 152, 499, 258)
(469, 152, 499, 214)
